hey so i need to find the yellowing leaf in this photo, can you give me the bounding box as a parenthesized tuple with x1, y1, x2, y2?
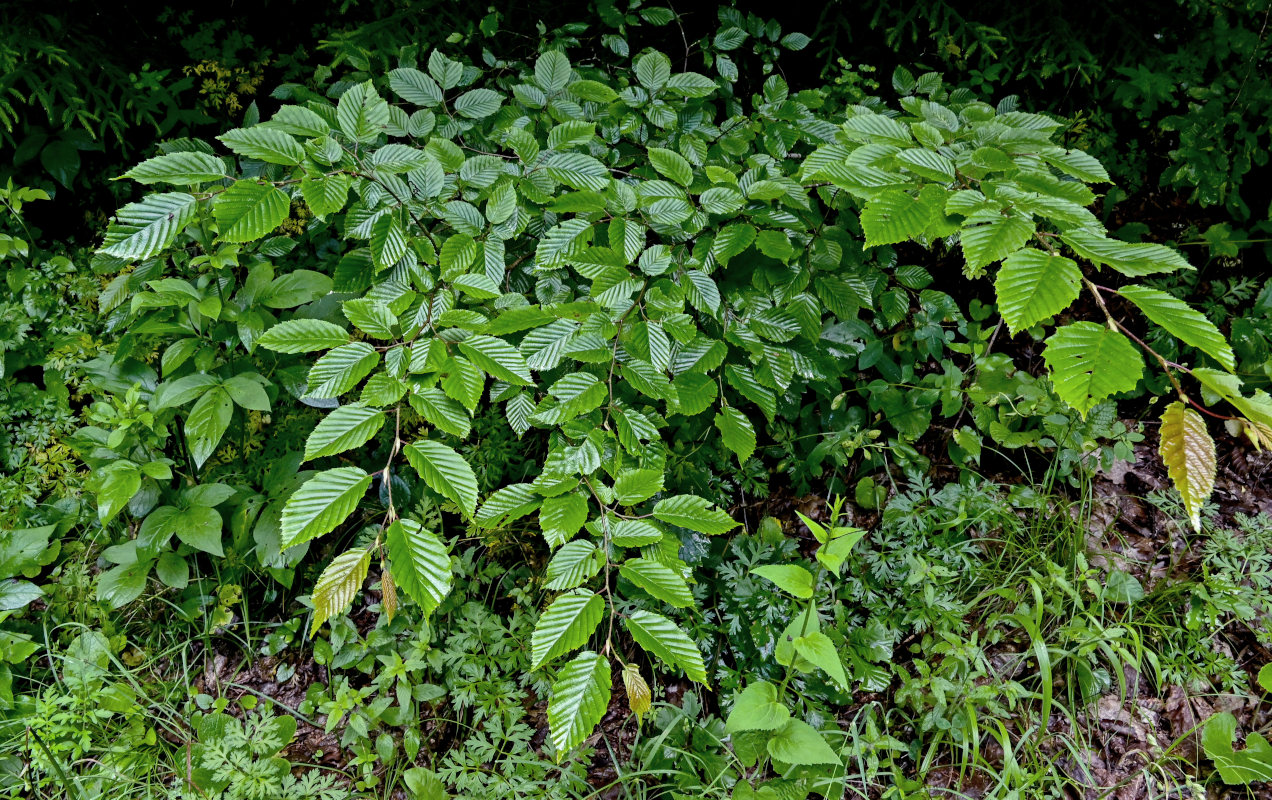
(622, 663, 651, 722)
(310, 547, 371, 636)
(1159, 401, 1216, 532)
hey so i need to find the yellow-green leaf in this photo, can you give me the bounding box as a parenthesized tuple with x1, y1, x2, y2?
(310, 547, 371, 636)
(1159, 401, 1216, 532)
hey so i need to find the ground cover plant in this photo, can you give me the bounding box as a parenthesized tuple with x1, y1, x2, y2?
(2, 2, 1271, 798)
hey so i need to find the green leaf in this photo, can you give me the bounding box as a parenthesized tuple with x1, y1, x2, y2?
(122, 152, 227, 185)
(861, 189, 937, 248)
(652, 495, 738, 536)
(408, 388, 472, 439)
(310, 547, 371, 636)
(213, 181, 291, 243)
(173, 506, 224, 557)
(714, 407, 756, 463)
(388, 67, 444, 107)
(370, 214, 408, 268)
(767, 719, 840, 766)
(625, 609, 708, 684)
(304, 405, 385, 460)
(279, 467, 372, 550)
(569, 80, 618, 103)
(648, 147, 693, 186)
(96, 563, 149, 609)
(187, 387, 234, 468)
(100, 192, 197, 260)
(995, 249, 1082, 334)
(454, 89, 503, 119)
(301, 173, 351, 217)
(545, 541, 603, 591)
(712, 224, 756, 263)
(531, 589, 604, 669)
(619, 557, 693, 608)
(403, 440, 479, 519)
(1043, 148, 1109, 183)
(261, 270, 332, 309)
(218, 128, 304, 165)
(1118, 285, 1235, 371)
(1061, 230, 1193, 277)
(793, 632, 850, 690)
(222, 375, 270, 411)
(1202, 712, 1272, 784)
(665, 72, 716, 97)
(547, 651, 611, 759)
(343, 298, 397, 339)
(634, 51, 671, 91)
(370, 144, 433, 173)
(535, 51, 572, 94)
(1159, 402, 1216, 533)
(306, 342, 379, 399)
(613, 468, 664, 506)
(540, 493, 588, 547)
(457, 334, 534, 385)
(960, 215, 1033, 274)
(545, 153, 610, 192)
(1042, 322, 1143, 417)
(725, 681, 790, 734)
(385, 519, 451, 614)
(752, 564, 814, 599)
(895, 148, 955, 182)
(336, 81, 389, 143)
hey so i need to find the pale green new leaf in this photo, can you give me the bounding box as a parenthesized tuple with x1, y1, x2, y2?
(531, 589, 604, 669)
(994, 249, 1082, 334)
(548, 651, 610, 759)
(304, 405, 384, 460)
(257, 319, 348, 353)
(310, 547, 370, 636)
(1042, 322, 1143, 417)
(403, 440, 479, 518)
(625, 609, 709, 685)
(385, 519, 452, 613)
(652, 495, 738, 536)
(280, 467, 372, 550)
(1118, 285, 1235, 371)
